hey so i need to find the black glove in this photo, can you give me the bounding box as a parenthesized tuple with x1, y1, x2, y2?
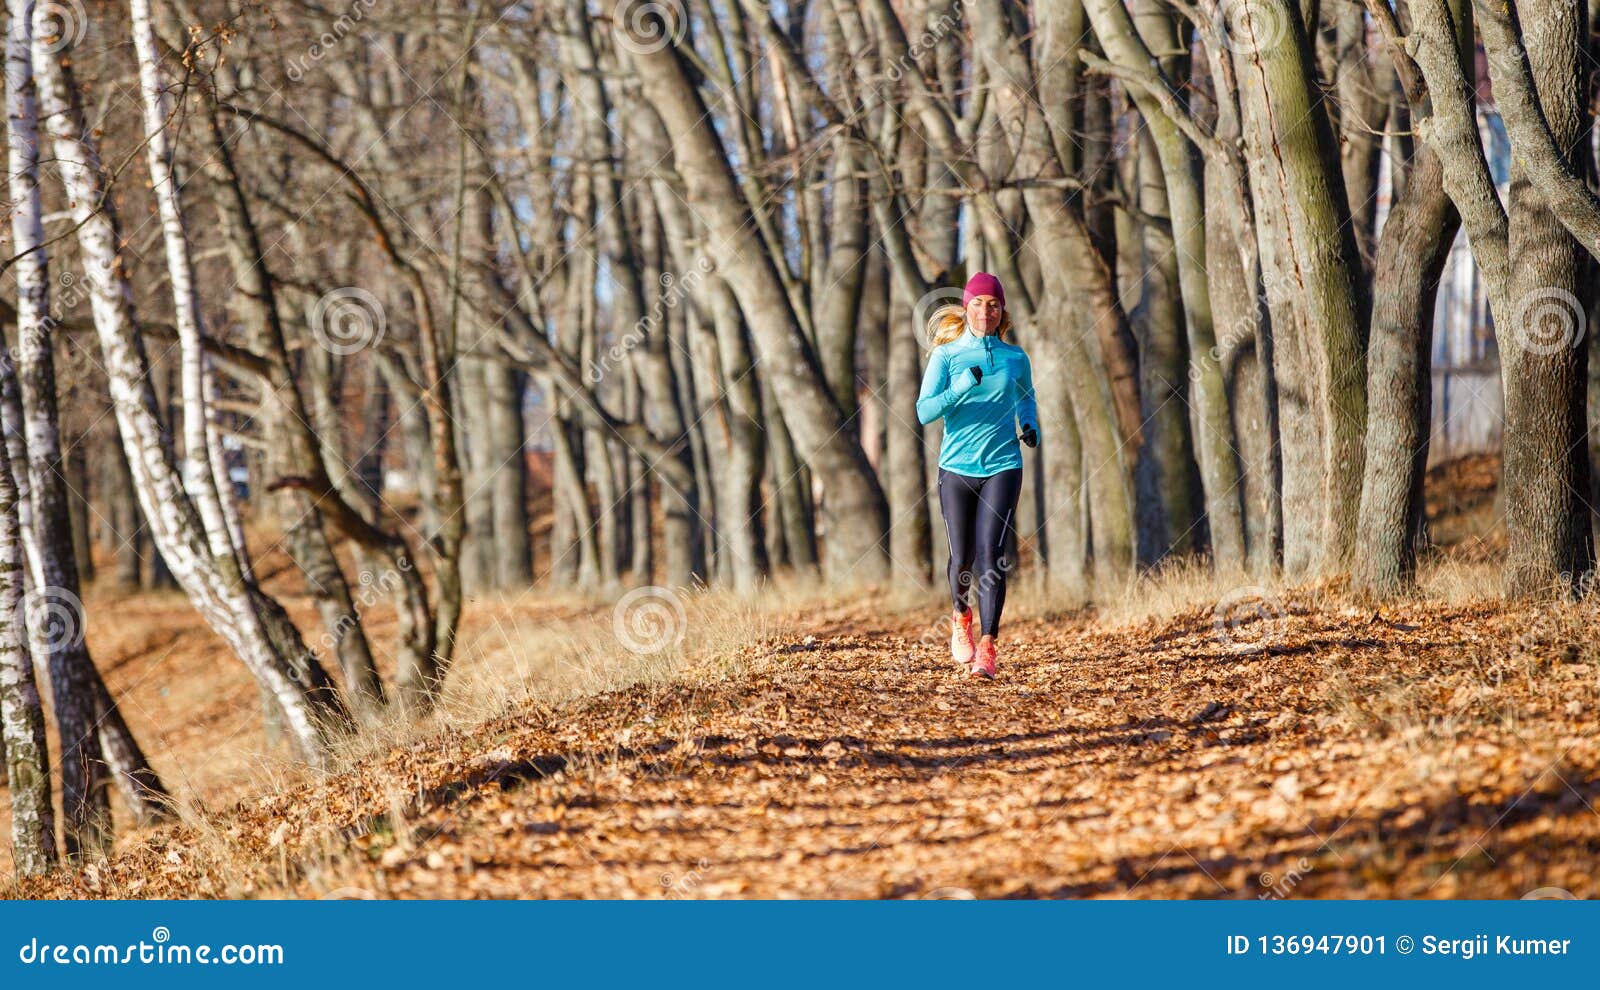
(1019, 424, 1038, 448)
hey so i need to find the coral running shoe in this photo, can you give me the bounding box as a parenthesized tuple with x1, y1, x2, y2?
(969, 638, 997, 679)
(951, 609, 975, 665)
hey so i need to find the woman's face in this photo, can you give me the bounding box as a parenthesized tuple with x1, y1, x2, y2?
(966, 294, 1003, 335)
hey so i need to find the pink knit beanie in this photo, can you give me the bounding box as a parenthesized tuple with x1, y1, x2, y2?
(963, 271, 1005, 308)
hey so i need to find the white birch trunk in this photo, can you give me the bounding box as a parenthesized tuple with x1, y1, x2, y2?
(33, 8, 337, 764)
(0, 8, 55, 862)
(8, 0, 118, 855)
(129, 0, 238, 567)
(0, 396, 54, 875)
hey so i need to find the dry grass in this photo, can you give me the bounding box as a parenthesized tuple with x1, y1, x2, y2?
(4, 572, 915, 895)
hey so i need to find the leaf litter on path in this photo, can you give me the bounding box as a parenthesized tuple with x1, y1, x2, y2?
(18, 592, 1600, 900)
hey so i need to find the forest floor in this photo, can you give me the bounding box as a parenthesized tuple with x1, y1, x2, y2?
(9, 455, 1600, 898)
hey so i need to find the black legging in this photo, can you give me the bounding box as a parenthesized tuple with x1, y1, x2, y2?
(938, 467, 1022, 637)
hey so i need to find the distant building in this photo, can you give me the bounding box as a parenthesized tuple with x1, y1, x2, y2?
(1419, 108, 1509, 465)
(1367, 41, 1506, 468)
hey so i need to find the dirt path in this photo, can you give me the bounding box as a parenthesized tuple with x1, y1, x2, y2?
(20, 592, 1600, 899)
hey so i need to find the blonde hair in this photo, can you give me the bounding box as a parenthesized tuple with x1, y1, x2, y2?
(926, 302, 1011, 348)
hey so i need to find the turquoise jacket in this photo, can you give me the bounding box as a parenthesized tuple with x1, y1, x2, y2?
(916, 327, 1039, 477)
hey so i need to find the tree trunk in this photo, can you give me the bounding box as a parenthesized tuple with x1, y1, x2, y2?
(9, 0, 110, 856)
(620, 7, 889, 582)
(35, 17, 347, 764)
(761, 374, 818, 574)
(706, 280, 771, 590)
(0, 359, 54, 873)
(457, 352, 497, 594)
(1236, 0, 1368, 573)
(1352, 145, 1460, 594)
(1128, 128, 1199, 563)
(489, 365, 532, 587)
(1496, 0, 1594, 595)
(106, 442, 143, 588)
(198, 102, 401, 718)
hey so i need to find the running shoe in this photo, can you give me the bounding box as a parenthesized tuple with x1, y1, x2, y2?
(969, 638, 997, 679)
(951, 608, 975, 665)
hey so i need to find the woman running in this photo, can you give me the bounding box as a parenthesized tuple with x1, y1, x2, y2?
(916, 272, 1038, 679)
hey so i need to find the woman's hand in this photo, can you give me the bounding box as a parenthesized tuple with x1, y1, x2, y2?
(1019, 424, 1038, 448)
(950, 365, 983, 395)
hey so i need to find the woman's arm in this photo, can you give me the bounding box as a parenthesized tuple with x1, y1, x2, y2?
(916, 346, 969, 425)
(1015, 351, 1039, 437)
